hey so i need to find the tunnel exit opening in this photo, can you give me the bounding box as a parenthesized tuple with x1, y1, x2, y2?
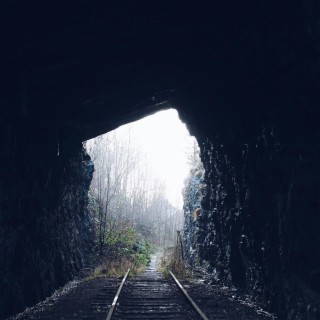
(84, 109, 202, 269)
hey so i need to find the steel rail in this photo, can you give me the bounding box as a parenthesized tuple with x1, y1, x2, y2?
(106, 268, 130, 320)
(169, 270, 210, 320)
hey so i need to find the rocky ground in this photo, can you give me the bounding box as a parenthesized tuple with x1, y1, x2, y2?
(6, 253, 276, 320)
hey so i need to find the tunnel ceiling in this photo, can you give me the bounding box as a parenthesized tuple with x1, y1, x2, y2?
(3, 1, 319, 144)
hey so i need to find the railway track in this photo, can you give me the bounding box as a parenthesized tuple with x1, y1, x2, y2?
(108, 258, 208, 320)
(9, 255, 274, 320)
(106, 254, 273, 320)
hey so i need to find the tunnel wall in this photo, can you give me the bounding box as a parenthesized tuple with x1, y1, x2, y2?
(0, 119, 94, 318)
(182, 102, 320, 319)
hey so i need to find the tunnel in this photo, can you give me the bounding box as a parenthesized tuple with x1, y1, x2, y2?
(1, 1, 320, 319)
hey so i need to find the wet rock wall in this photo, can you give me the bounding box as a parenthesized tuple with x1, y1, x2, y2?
(183, 122, 320, 319)
(183, 164, 205, 268)
(0, 121, 94, 318)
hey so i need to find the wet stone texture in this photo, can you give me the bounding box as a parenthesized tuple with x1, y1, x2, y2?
(183, 125, 320, 319)
(183, 163, 206, 268)
(0, 124, 95, 318)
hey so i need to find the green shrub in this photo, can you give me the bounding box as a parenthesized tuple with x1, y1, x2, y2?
(93, 224, 153, 276)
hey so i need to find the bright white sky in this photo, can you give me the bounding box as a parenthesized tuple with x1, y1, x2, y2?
(115, 109, 196, 208)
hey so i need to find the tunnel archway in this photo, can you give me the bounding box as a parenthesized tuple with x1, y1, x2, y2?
(1, 2, 320, 319)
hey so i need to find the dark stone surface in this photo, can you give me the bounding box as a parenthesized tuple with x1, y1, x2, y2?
(0, 120, 94, 317)
(1, 1, 320, 318)
(189, 128, 320, 319)
(183, 164, 205, 268)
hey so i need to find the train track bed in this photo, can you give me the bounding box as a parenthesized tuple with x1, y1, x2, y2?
(112, 265, 202, 319)
(8, 253, 276, 320)
(111, 260, 274, 320)
(176, 277, 276, 320)
(7, 276, 120, 320)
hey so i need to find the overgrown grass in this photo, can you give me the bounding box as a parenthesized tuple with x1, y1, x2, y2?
(159, 246, 190, 278)
(91, 228, 154, 278)
(93, 255, 146, 277)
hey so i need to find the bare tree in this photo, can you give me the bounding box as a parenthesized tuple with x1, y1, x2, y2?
(86, 124, 186, 251)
